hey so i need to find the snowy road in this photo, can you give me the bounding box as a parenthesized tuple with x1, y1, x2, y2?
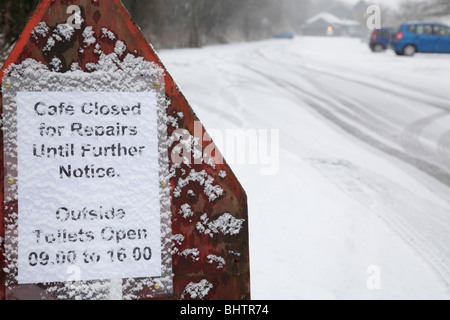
(159, 37, 450, 299)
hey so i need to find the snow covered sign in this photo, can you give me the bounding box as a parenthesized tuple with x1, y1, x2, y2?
(0, 0, 249, 300)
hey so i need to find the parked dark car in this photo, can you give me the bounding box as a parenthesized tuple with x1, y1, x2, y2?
(369, 28, 393, 52)
(391, 22, 450, 56)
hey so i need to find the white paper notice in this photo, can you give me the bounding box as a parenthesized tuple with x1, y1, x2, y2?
(16, 91, 162, 284)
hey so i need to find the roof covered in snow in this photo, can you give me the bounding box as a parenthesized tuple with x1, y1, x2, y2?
(305, 12, 360, 27)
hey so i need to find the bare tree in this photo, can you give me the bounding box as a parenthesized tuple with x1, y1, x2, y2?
(396, 0, 429, 22)
(0, 0, 40, 64)
(395, 0, 450, 22)
(0, 0, 312, 58)
(426, 0, 450, 17)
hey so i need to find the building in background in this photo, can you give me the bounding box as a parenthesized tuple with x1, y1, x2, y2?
(302, 12, 360, 37)
(302, 0, 368, 37)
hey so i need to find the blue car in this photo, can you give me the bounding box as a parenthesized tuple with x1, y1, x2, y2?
(369, 28, 393, 52)
(391, 22, 450, 56)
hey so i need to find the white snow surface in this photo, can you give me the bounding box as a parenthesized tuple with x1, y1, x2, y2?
(159, 37, 450, 300)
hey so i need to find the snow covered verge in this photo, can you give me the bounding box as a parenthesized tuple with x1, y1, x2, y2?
(159, 37, 450, 300)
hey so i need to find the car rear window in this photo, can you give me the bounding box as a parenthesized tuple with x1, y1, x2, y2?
(379, 29, 392, 36)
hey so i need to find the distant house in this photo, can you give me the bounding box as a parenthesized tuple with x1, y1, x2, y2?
(302, 12, 360, 37)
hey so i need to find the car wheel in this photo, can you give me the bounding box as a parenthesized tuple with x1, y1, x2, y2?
(402, 45, 416, 56)
(373, 44, 385, 52)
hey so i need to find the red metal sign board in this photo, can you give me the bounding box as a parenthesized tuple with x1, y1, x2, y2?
(0, 0, 249, 300)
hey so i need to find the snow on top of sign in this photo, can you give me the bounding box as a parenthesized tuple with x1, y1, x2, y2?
(16, 23, 165, 82)
(168, 234, 184, 255)
(196, 213, 245, 238)
(70, 62, 82, 71)
(48, 279, 115, 300)
(43, 37, 56, 52)
(56, 23, 76, 41)
(178, 203, 195, 219)
(49, 57, 63, 72)
(82, 26, 96, 47)
(171, 130, 202, 163)
(31, 22, 50, 40)
(101, 28, 116, 40)
(173, 169, 223, 202)
(42, 23, 76, 52)
(2, 209, 19, 275)
(181, 279, 213, 300)
(228, 250, 241, 257)
(179, 248, 200, 262)
(114, 40, 127, 57)
(207, 254, 226, 269)
(172, 234, 185, 245)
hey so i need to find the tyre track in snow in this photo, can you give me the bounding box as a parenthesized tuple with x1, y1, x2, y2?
(279, 45, 450, 112)
(277, 44, 450, 170)
(257, 42, 450, 170)
(401, 112, 450, 167)
(224, 42, 450, 286)
(306, 158, 450, 288)
(437, 131, 450, 161)
(307, 73, 450, 171)
(243, 43, 450, 189)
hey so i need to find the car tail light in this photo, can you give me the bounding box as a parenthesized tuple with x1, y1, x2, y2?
(372, 30, 377, 42)
(396, 32, 403, 41)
